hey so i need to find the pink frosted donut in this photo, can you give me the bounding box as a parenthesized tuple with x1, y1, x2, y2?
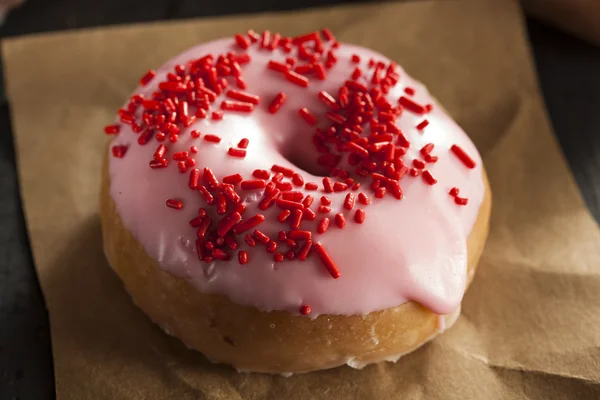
(101, 28, 491, 373)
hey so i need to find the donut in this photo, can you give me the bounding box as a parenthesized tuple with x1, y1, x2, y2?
(100, 28, 491, 374)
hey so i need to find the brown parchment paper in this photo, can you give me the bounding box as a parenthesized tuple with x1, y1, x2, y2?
(4, 0, 600, 398)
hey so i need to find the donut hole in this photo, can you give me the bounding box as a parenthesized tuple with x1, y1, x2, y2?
(280, 142, 330, 178)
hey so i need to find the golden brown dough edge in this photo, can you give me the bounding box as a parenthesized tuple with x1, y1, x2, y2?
(100, 154, 491, 374)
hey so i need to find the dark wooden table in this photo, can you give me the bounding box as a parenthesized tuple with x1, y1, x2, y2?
(1, 1, 599, 399)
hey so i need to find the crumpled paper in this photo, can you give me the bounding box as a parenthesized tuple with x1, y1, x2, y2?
(4, 0, 600, 398)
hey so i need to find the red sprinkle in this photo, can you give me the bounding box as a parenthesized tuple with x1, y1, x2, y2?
(345, 80, 367, 92)
(302, 195, 314, 208)
(238, 138, 249, 149)
(455, 196, 469, 205)
(223, 174, 244, 185)
(333, 182, 348, 192)
(261, 30, 271, 48)
(244, 234, 256, 247)
(398, 96, 426, 114)
(297, 240, 312, 261)
(278, 209, 291, 222)
(233, 214, 265, 234)
(266, 241, 278, 253)
(292, 31, 319, 44)
(317, 218, 330, 234)
(235, 34, 250, 49)
(416, 120, 430, 130)
(422, 170, 437, 185)
(299, 304, 311, 315)
(159, 81, 187, 93)
(357, 192, 370, 206)
(198, 185, 215, 205)
(173, 151, 188, 161)
(140, 70, 156, 86)
(204, 134, 222, 143)
(236, 77, 247, 90)
(321, 28, 335, 42)
(253, 169, 270, 180)
(299, 108, 318, 125)
(317, 91, 339, 110)
(166, 199, 183, 210)
(104, 124, 120, 135)
(274, 252, 284, 262)
(285, 70, 310, 87)
(290, 209, 303, 229)
(347, 142, 370, 159)
(343, 193, 355, 210)
(294, 64, 314, 74)
(238, 251, 249, 265)
(303, 208, 316, 221)
(396, 133, 410, 148)
(217, 212, 243, 237)
(111, 145, 127, 158)
(314, 242, 340, 279)
(450, 144, 477, 169)
(271, 172, 284, 183)
(292, 173, 304, 186)
(334, 213, 346, 228)
(269, 33, 281, 50)
(288, 230, 312, 241)
(271, 164, 295, 177)
(247, 29, 260, 42)
(449, 187, 460, 197)
(420, 143, 434, 156)
(241, 179, 266, 190)
(351, 54, 361, 63)
(216, 192, 228, 215)
(276, 198, 304, 210)
(276, 179, 291, 192)
(203, 167, 219, 189)
(189, 216, 204, 227)
(354, 209, 366, 223)
(268, 60, 290, 73)
(189, 168, 200, 189)
(268, 92, 287, 113)
(277, 181, 294, 192)
(196, 217, 212, 241)
(137, 130, 153, 145)
(413, 159, 426, 169)
(222, 100, 254, 113)
(228, 147, 247, 158)
(314, 63, 327, 80)
(234, 202, 247, 214)
(258, 188, 281, 210)
(305, 182, 319, 191)
(253, 230, 270, 244)
(149, 159, 168, 169)
(322, 177, 333, 193)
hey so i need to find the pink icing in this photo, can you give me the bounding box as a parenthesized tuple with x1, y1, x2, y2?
(107, 37, 484, 317)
